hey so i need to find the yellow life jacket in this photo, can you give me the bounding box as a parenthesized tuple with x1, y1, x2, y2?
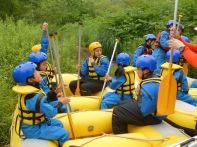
(87, 55, 106, 80)
(140, 77, 161, 86)
(12, 85, 46, 126)
(161, 62, 183, 91)
(39, 62, 54, 88)
(116, 66, 136, 96)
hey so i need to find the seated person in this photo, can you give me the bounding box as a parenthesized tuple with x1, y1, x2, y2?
(112, 55, 165, 134)
(133, 34, 156, 66)
(29, 52, 69, 112)
(101, 53, 136, 109)
(69, 42, 109, 96)
(160, 50, 197, 106)
(12, 61, 70, 146)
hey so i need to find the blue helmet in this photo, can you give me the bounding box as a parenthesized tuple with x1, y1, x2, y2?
(181, 35, 190, 43)
(12, 62, 37, 85)
(116, 53, 131, 66)
(166, 20, 184, 30)
(136, 55, 156, 72)
(145, 34, 156, 41)
(166, 50, 182, 63)
(29, 52, 48, 63)
(166, 20, 174, 28)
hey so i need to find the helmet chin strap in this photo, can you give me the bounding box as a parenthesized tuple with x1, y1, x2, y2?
(142, 70, 152, 79)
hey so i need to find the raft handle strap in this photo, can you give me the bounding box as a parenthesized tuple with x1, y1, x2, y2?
(70, 133, 169, 147)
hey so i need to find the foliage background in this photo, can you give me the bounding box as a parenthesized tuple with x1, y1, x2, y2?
(0, 0, 197, 146)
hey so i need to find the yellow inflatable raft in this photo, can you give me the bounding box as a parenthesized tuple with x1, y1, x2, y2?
(189, 88, 197, 99)
(10, 110, 189, 147)
(187, 77, 196, 88)
(69, 98, 197, 137)
(167, 100, 197, 135)
(69, 96, 100, 111)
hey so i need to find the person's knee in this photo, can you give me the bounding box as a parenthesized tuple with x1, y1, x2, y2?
(59, 130, 70, 146)
(100, 102, 108, 110)
(80, 85, 91, 96)
(80, 90, 91, 96)
(113, 106, 120, 115)
(112, 112, 127, 134)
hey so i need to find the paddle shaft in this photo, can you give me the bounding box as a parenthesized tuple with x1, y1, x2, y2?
(47, 31, 58, 84)
(99, 39, 119, 103)
(50, 34, 76, 139)
(169, 0, 179, 64)
(53, 32, 62, 85)
(75, 23, 82, 96)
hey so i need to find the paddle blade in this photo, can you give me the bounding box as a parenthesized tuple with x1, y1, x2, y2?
(157, 72, 177, 115)
(75, 81, 81, 96)
(75, 88, 80, 96)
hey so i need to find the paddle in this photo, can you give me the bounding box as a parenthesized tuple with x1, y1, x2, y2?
(47, 30, 59, 84)
(157, 0, 179, 115)
(49, 33, 76, 139)
(177, 14, 189, 75)
(99, 39, 119, 106)
(75, 22, 83, 96)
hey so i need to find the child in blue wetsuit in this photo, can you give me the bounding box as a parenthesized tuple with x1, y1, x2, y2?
(133, 34, 156, 66)
(160, 50, 197, 106)
(12, 62, 70, 146)
(69, 42, 109, 96)
(29, 51, 55, 90)
(112, 55, 165, 134)
(153, 20, 184, 74)
(101, 53, 136, 109)
(29, 51, 68, 112)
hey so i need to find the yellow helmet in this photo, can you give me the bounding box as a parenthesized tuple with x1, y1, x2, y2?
(31, 44, 41, 52)
(88, 42, 102, 55)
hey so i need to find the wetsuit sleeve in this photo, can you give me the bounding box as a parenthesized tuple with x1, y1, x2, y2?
(39, 77, 51, 94)
(80, 58, 88, 77)
(133, 46, 144, 66)
(173, 70, 188, 92)
(159, 31, 169, 48)
(40, 30, 49, 53)
(26, 94, 59, 118)
(109, 75, 126, 90)
(93, 57, 109, 76)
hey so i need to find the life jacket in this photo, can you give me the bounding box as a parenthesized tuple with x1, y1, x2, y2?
(116, 66, 136, 97)
(87, 55, 106, 81)
(136, 44, 152, 55)
(156, 30, 170, 52)
(12, 85, 46, 136)
(137, 77, 161, 116)
(39, 62, 55, 88)
(160, 62, 183, 91)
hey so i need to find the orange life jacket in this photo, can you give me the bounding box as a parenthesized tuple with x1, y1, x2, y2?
(136, 44, 152, 55)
